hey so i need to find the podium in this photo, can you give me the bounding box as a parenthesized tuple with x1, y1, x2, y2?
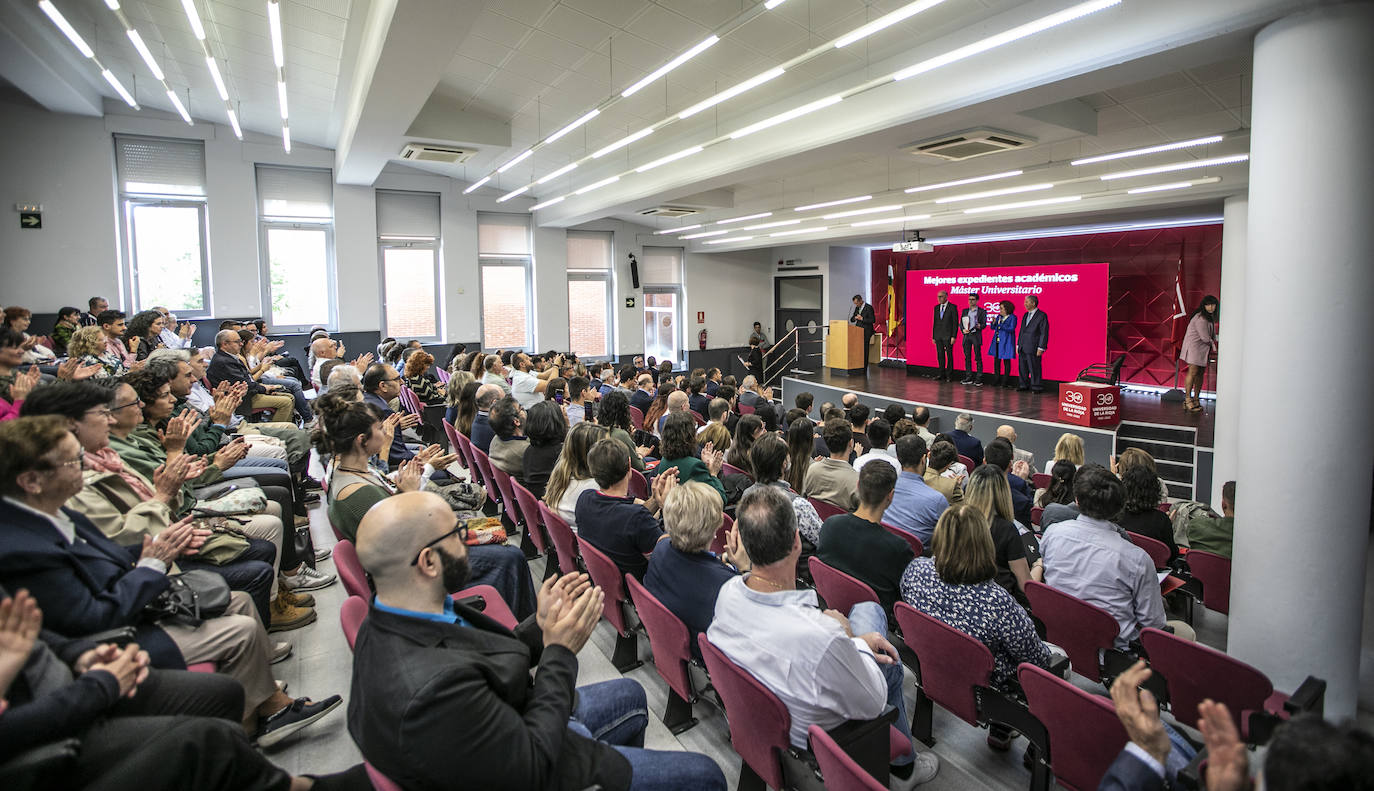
(827, 320, 865, 376)
(1057, 381, 1122, 427)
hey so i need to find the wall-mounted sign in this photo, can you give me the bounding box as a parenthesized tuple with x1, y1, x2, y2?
(624, 296, 635, 308)
(19, 212, 41, 229)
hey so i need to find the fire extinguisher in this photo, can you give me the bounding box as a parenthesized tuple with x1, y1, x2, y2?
(698, 329, 707, 350)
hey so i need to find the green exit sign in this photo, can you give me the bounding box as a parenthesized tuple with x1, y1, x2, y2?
(19, 212, 41, 229)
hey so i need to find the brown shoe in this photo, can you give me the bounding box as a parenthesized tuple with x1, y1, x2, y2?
(269, 597, 317, 632)
(277, 583, 315, 608)
(293, 514, 312, 528)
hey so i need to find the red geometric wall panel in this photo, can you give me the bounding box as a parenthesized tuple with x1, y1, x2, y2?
(871, 223, 1223, 387)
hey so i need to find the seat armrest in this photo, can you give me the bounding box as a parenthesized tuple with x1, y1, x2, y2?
(79, 626, 137, 645)
(1282, 676, 1326, 716)
(818, 705, 899, 785)
(0, 738, 81, 791)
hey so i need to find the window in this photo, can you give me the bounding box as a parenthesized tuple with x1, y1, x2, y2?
(256, 165, 335, 332)
(566, 231, 613, 358)
(640, 246, 684, 365)
(478, 213, 532, 350)
(377, 190, 442, 341)
(115, 135, 211, 316)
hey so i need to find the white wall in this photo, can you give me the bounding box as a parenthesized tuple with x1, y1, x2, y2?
(684, 247, 773, 349)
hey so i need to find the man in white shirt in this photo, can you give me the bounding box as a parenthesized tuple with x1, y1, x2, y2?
(996, 424, 1035, 470)
(152, 306, 195, 349)
(510, 352, 560, 409)
(708, 486, 938, 786)
(852, 418, 900, 474)
(697, 398, 730, 435)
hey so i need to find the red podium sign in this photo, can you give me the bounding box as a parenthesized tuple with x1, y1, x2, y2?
(1058, 382, 1121, 427)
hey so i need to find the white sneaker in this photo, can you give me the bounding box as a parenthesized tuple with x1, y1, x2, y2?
(281, 564, 337, 592)
(270, 641, 293, 664)
(889, 752, 939, 790)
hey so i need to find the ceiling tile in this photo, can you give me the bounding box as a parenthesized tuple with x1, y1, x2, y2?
(469, 9, 534, 49)
(1184, 56, 1250, 84)
(1150, 110, 1244, 140)
(625, 4, 710, 51)
(1200, 76, 1244, 109)
(443, 55, 498, 86)
(549, 70, 611, 107)
(520, 29, 593, 70)
(490, 0, 560, 27)
(461, 35, 517, 68)
(279, 3, 349, 40)
(1095, 105, 1147, 133)
(1126, 87, 1222, 124)
(563, 0, 646, 26)
(1103, 72, 1195, 103)
(773, 0, 866, 35)
(656, 0, 742, 29)
(539, 6, 614, 50)
(728, 12, 808, 56)
(603, 33, 663, 73)
(500, 52, 569, 87)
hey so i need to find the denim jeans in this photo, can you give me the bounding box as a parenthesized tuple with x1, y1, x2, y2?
(569, 679, 726, 791)
(847, 601, 914, 766)
(261, 375, 311, 420)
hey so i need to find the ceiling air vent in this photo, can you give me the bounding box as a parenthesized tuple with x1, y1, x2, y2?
(399, 143, 476, 164)
(902, 128, 1034, 162)
(638, 206, 701, 218)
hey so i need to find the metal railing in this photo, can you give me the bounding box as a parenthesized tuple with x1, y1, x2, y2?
(755, 327, 824, 390)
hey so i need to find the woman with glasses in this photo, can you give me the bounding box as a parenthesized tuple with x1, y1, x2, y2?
(313, 388, 536, 619)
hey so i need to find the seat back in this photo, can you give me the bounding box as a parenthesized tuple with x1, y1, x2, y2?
(698, 634, 791, 791)
(1032, 473, 1051, 490)
(442, 419, 468, 470)
(1023, 581, 1117, 682)
(470, 449, 502, 506)
(721, 462, 753, 481)
(490, 466, 523, 528)
(808, 496, 849, 521)
(629, 405, 645, 430)
(454, 583, 519, 630)
(958, 454, 975, 471)
(1139, 627, 1271, 731)
(807, 725, 886, 791)
(538, 501, 581, 576)
(881, 523, 923, 557)
(892, 602, 994, 726)
(365, 761, 404, 791)
(1019, 663, 1128, 791)
(808, 556, 879, 615)
(1126, 531, 1170, 570)
(511, 481, 548, 554)
(691, 410, 707, 426)
(627, 468, 649, 500)
(341, 595, 368, 651)
(709, 512, 734, 556)
(1030, 506, 1044, 528)
(1186, 550, 1231, 614)
(626, 575, 695, 703)
(334, 539, 371, 599)
(738, 403, 756, 415)
(435, 367, 450, 383)
(578, 539, 632, 636)
(398, 386, 423, 417)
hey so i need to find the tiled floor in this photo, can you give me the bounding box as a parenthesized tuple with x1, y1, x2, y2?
(267, 498, 1361, 788)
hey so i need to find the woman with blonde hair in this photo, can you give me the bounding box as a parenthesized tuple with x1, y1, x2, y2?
(544, 421, 609, 531)
(697, 422, 731, 455)
(1043, 432, 1085, 473)
(67, 325, 119, 378)
(964, 465, 1041, 606)
(443, 370, 476, 427)
(644, 481, 740, 656)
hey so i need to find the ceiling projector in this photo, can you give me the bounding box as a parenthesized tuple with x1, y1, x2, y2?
(892, 240, 934, 253)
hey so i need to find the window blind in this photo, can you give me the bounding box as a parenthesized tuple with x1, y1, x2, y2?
(115, 135, 206, 196)
(639, 246, 683, 285)
(478, 213, 531, 256)
(377, 190, 440, 238)
(566, 231, 612, 270)
(256, 165, 333, 219)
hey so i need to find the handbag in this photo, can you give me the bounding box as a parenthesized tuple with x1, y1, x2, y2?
(462, 515, 507, 546)
(425, 478, 486, 512)
(144, 569, 232, 627)
(194, 486, 268, 516)
(192, 517, 252, 566)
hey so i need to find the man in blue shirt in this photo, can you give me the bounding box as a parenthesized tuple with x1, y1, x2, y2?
(469, 383, 504, 453)
(575, 439, 677, 579)
(884, 435, 949, 548)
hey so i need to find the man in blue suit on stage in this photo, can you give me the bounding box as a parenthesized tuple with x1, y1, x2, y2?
(1017, 295, 1049, 393)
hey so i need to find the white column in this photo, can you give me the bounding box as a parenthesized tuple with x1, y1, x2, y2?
(1209, 194, 1247, 506)
(1229, 3, 1374, 719)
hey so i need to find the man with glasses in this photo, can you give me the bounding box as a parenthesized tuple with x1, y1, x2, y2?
(151, 306, 196, 350)
(348, 490, 727, 791)
(362, 363, 426, 470)
(207, 330, 293, 422)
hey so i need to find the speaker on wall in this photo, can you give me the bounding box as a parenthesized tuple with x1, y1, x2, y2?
(628, 253, 640, 289)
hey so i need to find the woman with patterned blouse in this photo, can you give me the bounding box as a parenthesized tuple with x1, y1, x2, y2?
(402, 350, 446, 405)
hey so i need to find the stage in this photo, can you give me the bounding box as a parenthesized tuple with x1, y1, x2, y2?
(780, 364, 1215, 501)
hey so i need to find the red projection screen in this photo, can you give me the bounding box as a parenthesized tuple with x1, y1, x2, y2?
(904, 263, 1108, 382)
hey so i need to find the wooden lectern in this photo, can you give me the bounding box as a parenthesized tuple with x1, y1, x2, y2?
(827, 320, 865, 376)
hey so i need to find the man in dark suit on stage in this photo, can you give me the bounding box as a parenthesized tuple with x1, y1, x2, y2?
(850, 294, 875, 371)
(960, 292, 987, 386)
(1017, 295, 1049, 393)
(931, 290, 957, 382)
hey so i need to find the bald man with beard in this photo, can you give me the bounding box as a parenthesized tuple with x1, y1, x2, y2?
(347, 492, 726, 791)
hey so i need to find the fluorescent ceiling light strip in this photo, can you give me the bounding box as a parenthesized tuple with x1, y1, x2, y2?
(497, 149, 533, 173)
(905, 170, 1023, 194)
(796, 195, 872, 211)
(181, 0, 206, 39)
(851, 214, 930, 227)
(705, 235, 752, 244)
(764, 0, 788, 8)
(267, 1, 284, 68)
(935, 183, 1053, 204)
(593, 127, 654, 158)
(964, 195, 1081, 214)
(226, 108, 242, 138)
(575, 176, 620, 195)
(537, 162, 578, 184)
(40, 1, 94, 57)
(894, 0, 1121, 81)
(206, 57, 229, 100)
(729, 94, 843, 139)
(743, 219, 802, 230)
(463, 176, 490, 194)
(546, 109, 600, 144)
(622, 36, 719, 97)
(834, 0, 948, 48)
(102, 69, 138, 107)
(679, 67, 785, 119)
(1100, 154, 1249, 180)
(771, 226, 828, 237)
(656, 224, 702, 235)
(682, 229, 729, 239)
(636, 146, 704, 173)
(281, 125, 291, 153)
(717, 212, 772, 225)
(1072, 135, 1224, 166)
(529, 196, 565, 211)
(1127, 181, 1198, 194)
(823, 204, 904, 219)
(126, 29, 165, 80)
(497, 185, 530, 202)
(277, 81, 288, 120)
(104, 0, 119, 8)
(166, 91, 192, 124)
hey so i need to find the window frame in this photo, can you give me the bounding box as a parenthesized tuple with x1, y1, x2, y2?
(119, 195, 213, 318)
(478, 256, 534, 352)
(257, 218, 338, 333)
(640, 246, 685, 367)
(378, 239, 443, 343)
(565, 230, 615, 360)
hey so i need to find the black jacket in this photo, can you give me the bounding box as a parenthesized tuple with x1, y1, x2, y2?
(932, 302, 958, 342)
(348, 604, 632, 791)
(207, 350, 265, 419)
(851, 303, 875, 333)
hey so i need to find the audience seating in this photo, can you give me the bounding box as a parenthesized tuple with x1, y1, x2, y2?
(690, 411, 708, 427)
(340, 595, 368, 651)
(708, 513, 735, 556)
(892, 603, 1049, 791)
(365, 763, 404, 791)
(958, 455, 975, 472)
(629, 405, 645, 430)
(807, 497, 848, 521)
(807, 724, 884, 791)
(1023, 581, 1117, 683)
(455, 583, 519, 630)
(469, 449, 502, 513)
(1030, 506, 1044, 528)
(489, 465, 526, 543)
(1018, 663, 1128, 791)
(334, 539, 371, 599)
(625, 575, 701, 734)
(1126, 531, 1170, 570)
(577, 540, 642, 672)
(442, 419, 469, 471)
(738, 403, 756, 415)
(1184, 549, 1231, 614)
(510, 480, 555, 579)
(721, 462, 753, 481)
(1031, 473, 1051, 491)
(538, 501, 581, 578)
(627, 468, 649, 500)
(881, 523, 924, 557)
(435, 367, 450, 384)
(397, 386, 423, 418)
(807, 557, 879, 616)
